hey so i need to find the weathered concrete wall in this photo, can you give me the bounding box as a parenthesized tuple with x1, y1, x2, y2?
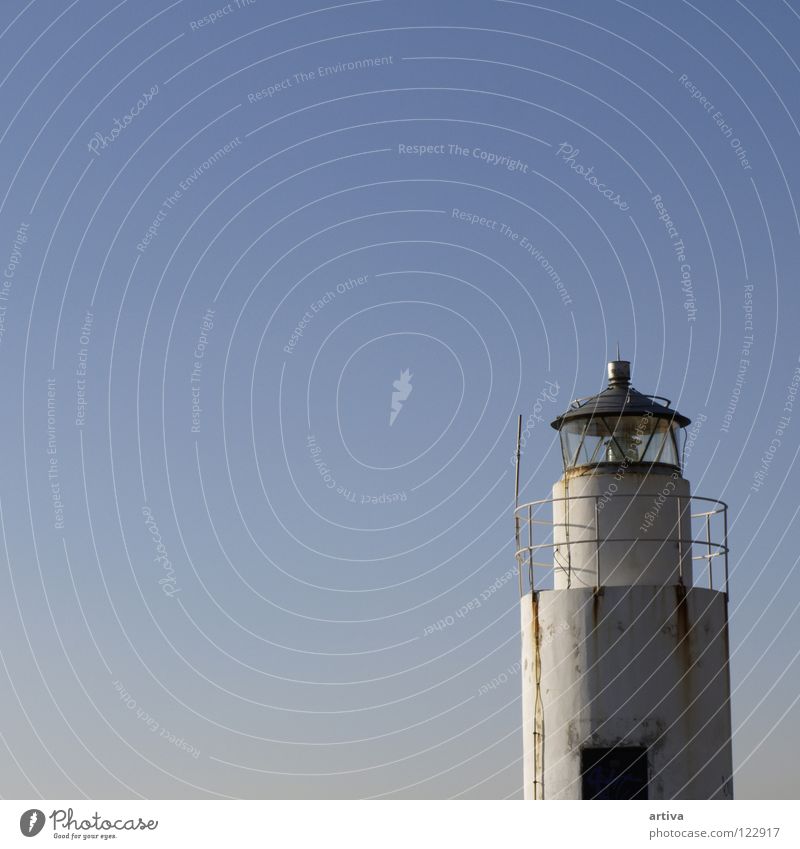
(521, 586, 732, 799)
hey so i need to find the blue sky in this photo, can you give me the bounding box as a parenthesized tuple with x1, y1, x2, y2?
(0, 0, 798, 799)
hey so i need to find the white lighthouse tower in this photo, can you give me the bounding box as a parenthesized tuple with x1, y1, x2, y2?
(516, 360, 733, 799)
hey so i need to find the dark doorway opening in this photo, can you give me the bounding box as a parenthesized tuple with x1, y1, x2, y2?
(581, 746, 649, 799)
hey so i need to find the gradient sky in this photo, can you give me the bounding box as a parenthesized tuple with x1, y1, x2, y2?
(0, 0, 799, 799)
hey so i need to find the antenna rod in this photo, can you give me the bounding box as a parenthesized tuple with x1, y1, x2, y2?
(515, 414, 523, 596)
(515, 414, 523, 507)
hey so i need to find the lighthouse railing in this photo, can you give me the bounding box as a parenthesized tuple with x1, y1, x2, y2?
(514, 492, 728, 596)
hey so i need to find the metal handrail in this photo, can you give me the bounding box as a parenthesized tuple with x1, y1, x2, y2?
(514, 492, 729, 597)
(516, 492, 727, 514)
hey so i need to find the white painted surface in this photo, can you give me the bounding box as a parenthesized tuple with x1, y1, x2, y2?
(521, 586, 733, 800)
(551, 469, 692, 588)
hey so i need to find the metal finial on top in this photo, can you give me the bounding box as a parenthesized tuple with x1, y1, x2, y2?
(607, 359, 631, 387)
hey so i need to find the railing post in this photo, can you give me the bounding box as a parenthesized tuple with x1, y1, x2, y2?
(723, 504, 729, 601)
(677, 495, 683, 584)
(594, 497, 600, 588)
(528, 505, 534, 592)
(705, 514, 713, 589)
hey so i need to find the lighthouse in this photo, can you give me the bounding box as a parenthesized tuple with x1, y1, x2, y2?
(516, 360, 733, 799)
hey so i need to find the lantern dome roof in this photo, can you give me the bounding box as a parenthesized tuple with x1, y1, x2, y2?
(550, 360, 691, 431)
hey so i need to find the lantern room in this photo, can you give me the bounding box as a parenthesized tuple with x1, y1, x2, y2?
(551, 360, 691, 474)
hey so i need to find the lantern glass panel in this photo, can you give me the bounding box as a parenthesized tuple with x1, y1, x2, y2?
(559, 414, 681, 470)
